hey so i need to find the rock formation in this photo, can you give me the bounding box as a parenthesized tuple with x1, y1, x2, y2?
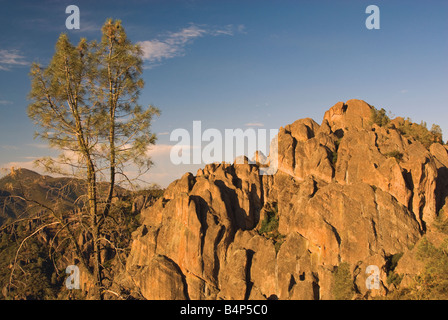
(122, 99, 448, 300)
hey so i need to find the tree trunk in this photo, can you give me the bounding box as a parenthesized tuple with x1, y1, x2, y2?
(87, 162, 103, 300)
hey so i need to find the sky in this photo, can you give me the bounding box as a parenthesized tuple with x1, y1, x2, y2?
(0, 0, 447, 187)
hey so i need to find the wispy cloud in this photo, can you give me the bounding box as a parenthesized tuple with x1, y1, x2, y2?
(1, 160, 37, 173)
(146, 143, 173, 157)
(26, 143, 51, 149)
(245, 122, 264, 127)
(0, 145, 19, 150)
(143, 143, 202, 187)
(138, 23, 245, 68)
(0, 49, 28, 71)
(79, 21, 102, 33)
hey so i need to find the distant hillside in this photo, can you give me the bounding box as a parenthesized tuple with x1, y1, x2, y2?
(0, 168, 84, 227)
(0, 168, 130, 227)
(0, 167, 163, 300)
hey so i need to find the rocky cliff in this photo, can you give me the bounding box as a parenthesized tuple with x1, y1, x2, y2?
(121, 99, 448, 300)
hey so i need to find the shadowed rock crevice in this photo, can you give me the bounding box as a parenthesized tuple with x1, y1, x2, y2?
(288, 274, 296, 291)
(212, 225, 226, 282)
(163, 255, 191, 300)
(312, 273, 320, 300)
(189, 195, 209, 266)
(244, 249, 255, 300)
(435, 167, 448, 214)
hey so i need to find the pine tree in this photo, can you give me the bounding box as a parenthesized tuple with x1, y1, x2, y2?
(26, 19, 159, 299)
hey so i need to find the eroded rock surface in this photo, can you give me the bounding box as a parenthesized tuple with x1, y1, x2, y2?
(123, 99, 447, 299)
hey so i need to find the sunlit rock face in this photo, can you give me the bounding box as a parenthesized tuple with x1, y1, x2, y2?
(124, 100, 448, 300)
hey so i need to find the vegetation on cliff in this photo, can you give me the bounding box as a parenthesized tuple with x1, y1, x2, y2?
(258, 202, 285, 253)
(370, 107, 444, 148)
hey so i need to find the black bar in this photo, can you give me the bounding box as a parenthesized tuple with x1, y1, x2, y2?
(1, 299, 445, 318)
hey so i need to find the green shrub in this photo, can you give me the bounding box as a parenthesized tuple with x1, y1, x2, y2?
(0, 226, 60, 300)
(331, 151, 338, 165)
(370, 107, 444, 148)
(370, 108, 390, 127)
(413, 237, 448, 299)
(390, 252, 404, 270)
(385, 150, 403, 161)
(258, 202, 285, 253)
(397, 118, 443, 149)
(387, 272, 403, 287)
(386, 252, 404, 286)
(433, 213, 448, 235)
(259, 210, 279, 235)
(387, 237, 448, 299)
(330, 138, 342, 166)
(333, 262, 355, 300)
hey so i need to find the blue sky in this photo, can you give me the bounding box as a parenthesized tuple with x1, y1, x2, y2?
(0, 0, 447, 187)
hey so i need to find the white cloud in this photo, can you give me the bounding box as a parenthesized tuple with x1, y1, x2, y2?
(138, 24, 207, 64)
(80, 21, 101, 32)
(1, 160, 39, 173)
(0, 145, 19, 151)
(146, 143, 173, 157)
(26, 143, 51, 149)
(138, 23, 245, 67)
(1, 143, 204, 188)
(143, 143, 203, 187)
(245, 122, 264, 127)
(139, 40, 178, 62)
(236, 24, 246, 34)
(0, 49, 28, 71)
(146, 143, 201, 158)
(0, 148, 83, 179)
